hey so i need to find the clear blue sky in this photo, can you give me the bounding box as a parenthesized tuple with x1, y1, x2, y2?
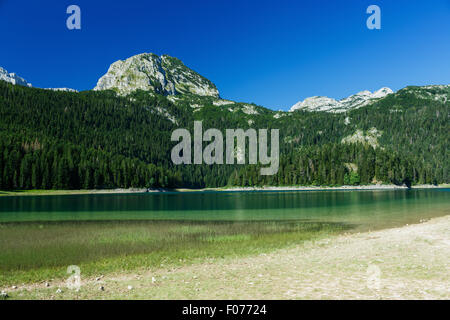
(0, 0, 449, 110)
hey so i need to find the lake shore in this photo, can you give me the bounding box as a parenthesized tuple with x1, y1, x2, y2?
(0, 184, 447, 196)
(176, 184, 448, 192)
(3, 214, 449, 300)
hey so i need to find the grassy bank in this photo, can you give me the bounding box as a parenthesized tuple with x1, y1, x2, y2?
(0, 189, 147, 196)
(0, 220, 349, 287)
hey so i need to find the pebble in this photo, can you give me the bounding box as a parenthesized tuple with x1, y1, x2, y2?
(12, 286, 17, 289)
(45, 282, 50, 287)
(127, 285, 133, 290)
(56, 288, 62, 294)
(99, 286, 105, 291)
(152, 277, 156, 283)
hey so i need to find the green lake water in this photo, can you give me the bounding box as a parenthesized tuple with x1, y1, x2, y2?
(0, 189, 449, 232)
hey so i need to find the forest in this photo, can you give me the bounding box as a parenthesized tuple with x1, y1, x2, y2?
(0, 81, 448, 190)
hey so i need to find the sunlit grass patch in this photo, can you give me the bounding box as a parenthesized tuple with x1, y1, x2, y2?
(0, 220, 351, 286)
(204, 234, 252, 242)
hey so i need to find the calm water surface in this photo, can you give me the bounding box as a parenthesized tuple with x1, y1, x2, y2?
(0, 189, 449, 231)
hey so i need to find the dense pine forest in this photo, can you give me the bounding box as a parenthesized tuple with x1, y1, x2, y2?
(0, 81, 448, 190)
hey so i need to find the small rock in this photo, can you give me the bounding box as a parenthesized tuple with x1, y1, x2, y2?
(99, 286, 105, 291)
(56, 288, 62, 294)
(1, 290, 8, 298)
(127, 285, 133, 290)
(95, 277, 101, 281)
(12, 286, 17, 289)
(45, 282, 50, 287)
(152, 277, 156, 283)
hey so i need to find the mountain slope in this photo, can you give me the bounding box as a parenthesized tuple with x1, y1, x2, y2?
(0, 55, 448, 190)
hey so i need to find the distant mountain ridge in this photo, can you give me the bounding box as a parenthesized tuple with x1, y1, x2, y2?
(0, 66, 79, 92)
(289, 87, 394, 113)
(0, 66, 32, 88)
(2, 56, 448, 115)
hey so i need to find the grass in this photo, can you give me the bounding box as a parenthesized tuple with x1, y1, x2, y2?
(0, 220, 351, 286)
(0, 189, 100, 196)
(3, 216, 449, 300)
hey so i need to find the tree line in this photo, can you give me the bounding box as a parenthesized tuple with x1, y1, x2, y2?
(0, 81, 447, 190)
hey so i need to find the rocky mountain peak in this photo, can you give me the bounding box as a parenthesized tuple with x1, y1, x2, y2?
(0, 67, 32, 88)
(290, 87, 393, 113)
(93, 53, 219, 97)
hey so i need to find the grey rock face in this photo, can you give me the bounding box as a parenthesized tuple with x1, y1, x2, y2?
(290, 87, 394, 113)
(94, 53, 219, 97)
(0, 67, 32, 87)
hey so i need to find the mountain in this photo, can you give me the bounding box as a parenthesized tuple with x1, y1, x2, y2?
(0, 66, 79, 92)
(94, 53, 220, 97)
(0, 54, 448, 190)
(290, 87, 393, 113)
(0, 67, 32, 88)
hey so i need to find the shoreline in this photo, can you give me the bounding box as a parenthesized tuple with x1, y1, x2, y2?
(3, 215, 449, 299)
(175, 184, 448, 193)
(0, 184, 447, 196)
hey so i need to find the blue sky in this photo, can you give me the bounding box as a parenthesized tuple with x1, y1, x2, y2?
(0, 0, 449, 110)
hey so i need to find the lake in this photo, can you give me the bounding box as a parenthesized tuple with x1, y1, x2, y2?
(1, 189, 449, 232)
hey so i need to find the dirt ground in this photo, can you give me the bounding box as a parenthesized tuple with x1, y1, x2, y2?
(4, 215, 449, 300)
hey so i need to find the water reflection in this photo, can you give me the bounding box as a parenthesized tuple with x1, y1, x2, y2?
(0, 189, 448, 231)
